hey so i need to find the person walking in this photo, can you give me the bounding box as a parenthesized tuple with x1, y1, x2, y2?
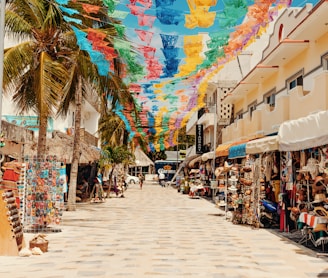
(138, 173, 144, 190)
(159, 172, 166, 187)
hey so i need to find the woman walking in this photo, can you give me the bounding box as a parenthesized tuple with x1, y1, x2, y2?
(138, 173, 144, 190)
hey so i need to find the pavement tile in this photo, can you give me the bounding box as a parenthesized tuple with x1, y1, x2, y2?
(1, 182, 328, 277)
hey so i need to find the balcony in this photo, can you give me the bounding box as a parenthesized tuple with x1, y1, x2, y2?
(261, 95, 290, 135)
(186, 106, 216, 135)
(66, 127, 98, 147)
(222, 71, 328, 143)
(289, 72, 328, 120)
(186, 111, 198, 135)
(198, 112, 215, 128)
(80, 128, 98, 147)
(243, 109, 263, 139)
(222, 118, 245, 143)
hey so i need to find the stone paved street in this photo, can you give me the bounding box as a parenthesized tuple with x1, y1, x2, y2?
(1, 182, 328, 278)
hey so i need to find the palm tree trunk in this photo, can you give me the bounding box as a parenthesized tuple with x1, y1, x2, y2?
(67, 76, 82, 211)
(37, 114, 48, 159)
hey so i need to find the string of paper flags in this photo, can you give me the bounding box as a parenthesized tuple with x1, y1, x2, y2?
(53, 0, 293, 151)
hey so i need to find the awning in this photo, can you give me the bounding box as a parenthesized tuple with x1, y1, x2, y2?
(215, 143, 234, 157)
(278, 110, 328, 151)
(181, 154, 201, 167)
(189, 155, 202, 168)
(246, 135, 278, 154)
(228, 143, 247, 159)
(201, 151, 215, 161)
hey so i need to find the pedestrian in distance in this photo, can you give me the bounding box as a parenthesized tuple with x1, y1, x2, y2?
(77, 177, 89, 200)
(138, 173, 144, 190)
(159, 172, 166, 187)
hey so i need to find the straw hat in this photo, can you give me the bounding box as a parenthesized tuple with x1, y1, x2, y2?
(313, 223, 328, 232)
(312, 193, 327, 204)
(313, 176, 326, 194)
(228, 185, 238, 191)
(314, 176, 325, 185)
(215, 167, 224, 177)
(313, 206, 328, 218)
(224, 161, 232, 171)
(217, 200, 227, 207)
(229, 176, 238, 183)
(242, 166, 252, 173)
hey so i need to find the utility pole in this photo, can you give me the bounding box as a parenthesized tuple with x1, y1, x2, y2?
(0, 0, 5, 181)
(0, 0, 5, 133)
(176, 129, 179, 172)
(211, 102, 218, 201)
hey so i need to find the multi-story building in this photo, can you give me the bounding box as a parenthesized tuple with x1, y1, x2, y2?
(185, 1, 327, 167)
(221, 1, 327, 145)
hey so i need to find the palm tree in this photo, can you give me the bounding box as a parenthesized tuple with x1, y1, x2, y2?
(3, 0, 70, 156)
(61, 65, 135, 211)
(98, 145, 134, 194)
(3, 0, 140, 211)
(58, 48, 138, 210)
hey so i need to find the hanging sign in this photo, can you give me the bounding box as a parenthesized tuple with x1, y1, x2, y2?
(196, 124, 203, 154)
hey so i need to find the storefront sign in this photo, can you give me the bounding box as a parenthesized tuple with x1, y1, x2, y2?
(3, 115, 54, 132)
(196, 124, 203, 154)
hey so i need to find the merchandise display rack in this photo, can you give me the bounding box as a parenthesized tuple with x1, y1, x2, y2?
(23, 157, 65, 233)
(0, 189, 25, 256)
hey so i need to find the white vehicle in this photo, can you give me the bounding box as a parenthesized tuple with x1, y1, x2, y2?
(125, 174, 140, 184)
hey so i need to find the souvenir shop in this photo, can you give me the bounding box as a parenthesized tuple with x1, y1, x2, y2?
(0, 156, 66, 256)
(275, 111, 328, 250)
(185, 111, 328, 251)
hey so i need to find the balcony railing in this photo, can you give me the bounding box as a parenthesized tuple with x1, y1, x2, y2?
(80, 128, 98, 147)
(222, 71, 328, 143)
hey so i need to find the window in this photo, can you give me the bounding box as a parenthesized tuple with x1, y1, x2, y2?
(248, 101, 257, 118)
(288, 75, 303, 90)
(264, 89, 276, 108)
(235, 110, 243, 120)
